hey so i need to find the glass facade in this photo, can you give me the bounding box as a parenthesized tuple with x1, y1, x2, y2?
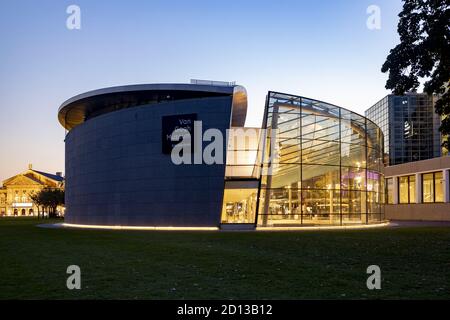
(365, 94, 443, 165)
(257, 92, 385, 226)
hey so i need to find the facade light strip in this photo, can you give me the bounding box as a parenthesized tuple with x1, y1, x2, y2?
(61, 223, 219, 231)
(256, 222, 390, 231)
(59, 222, 390, 232)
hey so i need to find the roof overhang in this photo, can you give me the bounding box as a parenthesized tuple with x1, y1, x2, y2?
(58, 83, 247, 131)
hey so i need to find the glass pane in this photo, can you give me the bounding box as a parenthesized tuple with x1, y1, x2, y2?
(302, 139, 340, 165)
(341, 143, 366, 167)
(301, 114, 340, 141)
(422, 173, 434, 203)
(340, 110, 366, 145)
(399, 176, 409, 204)
(366, 119, 383, 153)
(269, 163, 301, 188)
(303, 164, 340, 190)
(302, 189, 341, 217)
(367, 191, 381, 214)
(409, 175, 416, 203)
(221, 188, 257, 224)
(386, 178, 394, 204)
(341, 190, 366, 215)
(341, 167, 366, 190)
(367, 147, 382, 171)
(435, 171, 443, 202)
(367, 170, 382, 193)
(277, 137, 301, 164)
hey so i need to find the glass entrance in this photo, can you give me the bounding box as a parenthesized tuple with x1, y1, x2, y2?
(221, 181, 258, 224)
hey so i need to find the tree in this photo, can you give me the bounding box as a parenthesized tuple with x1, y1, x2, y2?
(30, 188, 65, 219)
(381, 0, 450, 150)
(29, 192, 43, 219)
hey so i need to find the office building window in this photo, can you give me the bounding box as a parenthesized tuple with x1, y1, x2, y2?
(409, 175, 416, 203)
(386, 178, 394, 204)
(399, 175, 415, 204)
(422, 171, 443, 203)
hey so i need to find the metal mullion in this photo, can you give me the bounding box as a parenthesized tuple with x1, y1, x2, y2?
(339, 108, 343, 226)
(433, 172, 436, 203)
(300, 97, 303, 226)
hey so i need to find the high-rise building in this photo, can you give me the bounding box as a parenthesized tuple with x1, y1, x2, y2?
(365, 93, 444, 165)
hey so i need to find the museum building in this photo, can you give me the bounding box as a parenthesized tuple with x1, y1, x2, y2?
(58, 81, 385, 228)
(0, 164, 64, 217)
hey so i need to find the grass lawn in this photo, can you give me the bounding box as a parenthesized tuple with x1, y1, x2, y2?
(0, 218, 449, 299)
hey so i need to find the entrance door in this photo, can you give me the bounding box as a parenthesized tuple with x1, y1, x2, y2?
(221, 180, 259, 224)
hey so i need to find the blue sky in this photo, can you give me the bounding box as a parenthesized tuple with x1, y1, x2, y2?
(0, 0, 403, 181)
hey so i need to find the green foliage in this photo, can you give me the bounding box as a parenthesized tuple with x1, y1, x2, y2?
(382, 0, 450, 149)
(30, 188, 64, 218)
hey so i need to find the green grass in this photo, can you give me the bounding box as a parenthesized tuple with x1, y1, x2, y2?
(0, 218, 449, 299)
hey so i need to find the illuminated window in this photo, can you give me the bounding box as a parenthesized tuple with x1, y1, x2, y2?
(435, 172, 444, 202)
(409, 175, 416, 203)
(221, 185, 257, 224)
(399, 175, 415, 204)
(386, 178, 394, 204)
(422, 171, 443, 203)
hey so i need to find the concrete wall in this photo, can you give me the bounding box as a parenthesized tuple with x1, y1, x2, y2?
(385, 156, 450, 177)
(385, 203, 450, 221)
(65, 96, 232, 227)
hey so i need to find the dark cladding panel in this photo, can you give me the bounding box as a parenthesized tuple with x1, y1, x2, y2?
(64, 96, 233, 227)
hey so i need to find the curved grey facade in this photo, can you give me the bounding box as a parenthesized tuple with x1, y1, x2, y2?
(62, 84, 246, 227)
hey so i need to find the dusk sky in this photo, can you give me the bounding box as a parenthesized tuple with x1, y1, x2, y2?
(0, 0, 403, 182)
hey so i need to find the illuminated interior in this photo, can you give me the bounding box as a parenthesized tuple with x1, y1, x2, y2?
(221, 127, 262, 224)
(220, 93, 385, 227)
(256, 92, 385, 227)
(220, 185, 258, 224)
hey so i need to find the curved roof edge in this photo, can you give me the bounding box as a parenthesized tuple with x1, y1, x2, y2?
(58, 83, 247, 131)
(267, 90, 383, 131)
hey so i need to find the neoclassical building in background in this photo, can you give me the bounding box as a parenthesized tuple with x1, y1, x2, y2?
(0, 165, 64, 216)
(58, 81, 385, 229)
